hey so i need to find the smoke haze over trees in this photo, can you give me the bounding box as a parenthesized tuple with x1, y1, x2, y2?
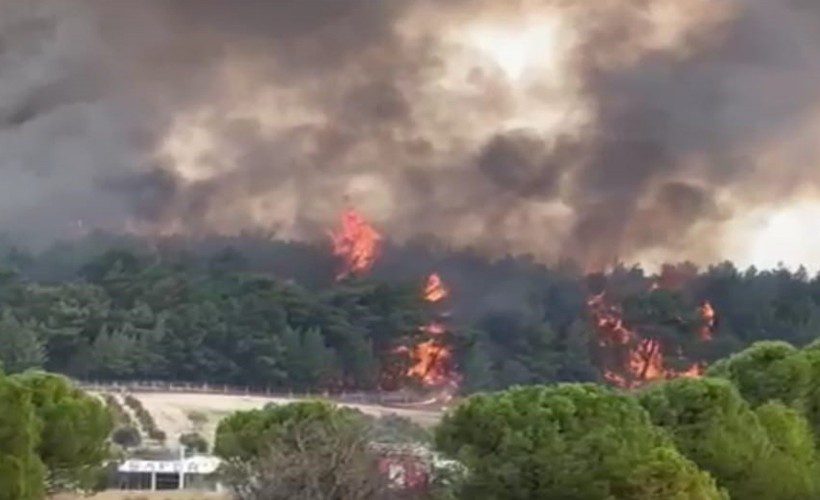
(2, 0, 820, 268)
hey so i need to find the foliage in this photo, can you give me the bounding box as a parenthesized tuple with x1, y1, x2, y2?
(214, 400, 362, 461)
(797, 344, 820, 443)
(216, 401, 389, 500)
(754, 402, 820, 499)
(180, 432, 208, 454)
(366, 413, 432, 444)
(187, 410, 208, 432)
(435, 383, 725, 500)
(12, 372, 112, 493)
(638, 377, 813, 499)
(706, 341, 811, 408)
(0, 312, 45, 374)
(0, 238, 819, 394)
(123, 394, 164, 442)
(221, 416, 389, 500)
(102, 394, 132, 427)
(111, 427, 141, 449)
(0, 374, 45, 500)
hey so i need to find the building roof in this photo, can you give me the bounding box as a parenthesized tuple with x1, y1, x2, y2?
(117, 455, 222, 475)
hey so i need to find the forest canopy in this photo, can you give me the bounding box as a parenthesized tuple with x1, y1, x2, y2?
(0, 232, 818, 394)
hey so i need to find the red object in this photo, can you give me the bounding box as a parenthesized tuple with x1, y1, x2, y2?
(378, 454, 429, 491)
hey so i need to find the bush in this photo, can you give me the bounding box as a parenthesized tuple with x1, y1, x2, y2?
(123, 394, 163, 442)
(0, 375, 45, 500)
(798, 345, 820, 443)
(111, 426, 141, 449)
(754, 402, 820, 499)
(215, 400, 362, 461)
(180, 432, 208, 454)
(367, 413, 431, 444)
(148, 429, 166, 443)
(639, 377, 812, 499)
(706, 341, 810, 408)
(13, 372, 112, 493)
(435, 383, 725, 499)
(216, 401, 388, 499)
(102, 394, 132, 427)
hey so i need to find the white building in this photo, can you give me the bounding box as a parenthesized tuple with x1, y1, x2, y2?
(116, 454, 223, 491)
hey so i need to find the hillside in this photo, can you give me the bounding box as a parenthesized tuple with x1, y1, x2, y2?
(97, 389, 442, 445)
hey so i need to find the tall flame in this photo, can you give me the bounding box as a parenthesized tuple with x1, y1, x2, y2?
(330, 209, 382, 279)
(401, 273, 459, 394)
(405, 339, 453, 386)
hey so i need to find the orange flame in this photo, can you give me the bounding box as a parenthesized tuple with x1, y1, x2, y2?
(424, 273, 449, 303)
(587, 293, 636, 345)
(400, 273, 458, 391)
(330, 209, 382, 279)
(588, 292, 705, 389)
(405, 339, 453, 386)
(698, 301, 716, 341)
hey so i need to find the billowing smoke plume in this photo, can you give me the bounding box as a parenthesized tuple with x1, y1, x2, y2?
(2, 0, 820, 268)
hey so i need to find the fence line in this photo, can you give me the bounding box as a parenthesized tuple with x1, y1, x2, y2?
(76, 379, 423, 407)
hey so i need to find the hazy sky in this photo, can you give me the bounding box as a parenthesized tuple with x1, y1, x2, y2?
(2, 0, 820, 270)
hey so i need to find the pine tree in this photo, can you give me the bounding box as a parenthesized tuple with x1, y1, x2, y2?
(0, 312, 46, 374)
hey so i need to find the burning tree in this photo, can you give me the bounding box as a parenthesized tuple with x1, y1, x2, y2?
(586, 284, 714, 389)
(396, 273, 460, 400)
(328, 209, 459, 399)
(330, 209, 382, 279)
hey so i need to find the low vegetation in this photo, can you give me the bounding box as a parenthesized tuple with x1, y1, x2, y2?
(179, 432, 208, 454)
(111, 427, 141, 450)
(123, 394, 165, 443)
(102, 394, 132, 427)
(215, 401, 396, 500)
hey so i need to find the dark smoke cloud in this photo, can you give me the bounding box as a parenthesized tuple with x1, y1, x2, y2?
(1, 0, 820, 266)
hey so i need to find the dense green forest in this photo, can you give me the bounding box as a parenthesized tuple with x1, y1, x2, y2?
(0, 232, 819, 393)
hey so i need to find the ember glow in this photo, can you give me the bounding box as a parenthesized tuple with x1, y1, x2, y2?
(330, 209, 382, 279)
(588, 292, 704, 389)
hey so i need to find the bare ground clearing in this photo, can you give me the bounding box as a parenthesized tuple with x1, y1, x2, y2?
(107, 391, 443, 442)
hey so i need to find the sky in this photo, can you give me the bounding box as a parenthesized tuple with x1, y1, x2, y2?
(2, 0, 820, 271)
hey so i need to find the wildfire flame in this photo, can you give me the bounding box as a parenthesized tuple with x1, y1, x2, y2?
(330, 209, 382, 279)
(698, 301, 716, 341)
(424, 273, 449, 303)
(588, 292, 704, 389)
(587, 293, 636, 345)
(405, 339, 453, 386)
(400, 273, 459, 393)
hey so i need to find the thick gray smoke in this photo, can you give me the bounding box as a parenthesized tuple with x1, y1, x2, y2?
(1, 0, 820, 267)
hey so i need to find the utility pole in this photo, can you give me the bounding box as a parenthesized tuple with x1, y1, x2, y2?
(179, 445, 186, 490)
